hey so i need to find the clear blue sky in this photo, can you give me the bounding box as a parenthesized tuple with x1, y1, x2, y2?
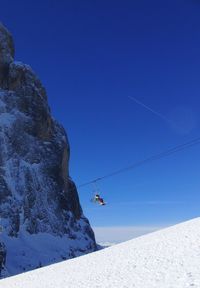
(1, 0, 200, 229)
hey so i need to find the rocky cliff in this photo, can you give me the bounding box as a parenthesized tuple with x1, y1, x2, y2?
(0, 23, 96, 278)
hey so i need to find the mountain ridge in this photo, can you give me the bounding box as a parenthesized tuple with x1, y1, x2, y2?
(0, 22, 96, 278)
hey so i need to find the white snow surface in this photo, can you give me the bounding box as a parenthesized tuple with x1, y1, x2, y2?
(1, 217, 200, 288)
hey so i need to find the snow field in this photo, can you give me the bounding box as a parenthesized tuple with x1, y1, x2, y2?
(1, 217, 200, 288)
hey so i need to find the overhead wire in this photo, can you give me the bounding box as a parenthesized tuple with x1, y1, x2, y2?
(77, 136, 200, 188)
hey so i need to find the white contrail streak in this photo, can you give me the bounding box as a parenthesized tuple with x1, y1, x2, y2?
(128, 96, 173, 125)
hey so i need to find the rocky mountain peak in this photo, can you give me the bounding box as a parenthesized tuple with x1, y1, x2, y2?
(0, 23, 14, 89)
(0, 23, 96, 278)
(0, 23, 14, 64)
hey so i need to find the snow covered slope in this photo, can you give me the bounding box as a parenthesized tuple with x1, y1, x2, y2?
(1, 217, 200, 288)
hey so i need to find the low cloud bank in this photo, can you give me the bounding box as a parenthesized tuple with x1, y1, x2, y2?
(93, 225, 167, 244)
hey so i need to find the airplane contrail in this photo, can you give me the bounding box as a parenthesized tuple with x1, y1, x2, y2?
(128, 96, 173, 125)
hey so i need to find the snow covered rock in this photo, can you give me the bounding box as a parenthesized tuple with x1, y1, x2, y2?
(0, 23, 96, 278)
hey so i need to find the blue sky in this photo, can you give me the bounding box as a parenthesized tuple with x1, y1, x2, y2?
(1, 0, 200, 237)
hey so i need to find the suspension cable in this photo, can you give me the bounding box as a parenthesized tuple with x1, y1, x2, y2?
(77, 136, 200, 188)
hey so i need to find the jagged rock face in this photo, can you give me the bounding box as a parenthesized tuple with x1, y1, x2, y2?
(0, 24, 14, 65)
(0, 23, 96, 277)
(0, 24, 14, 90)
